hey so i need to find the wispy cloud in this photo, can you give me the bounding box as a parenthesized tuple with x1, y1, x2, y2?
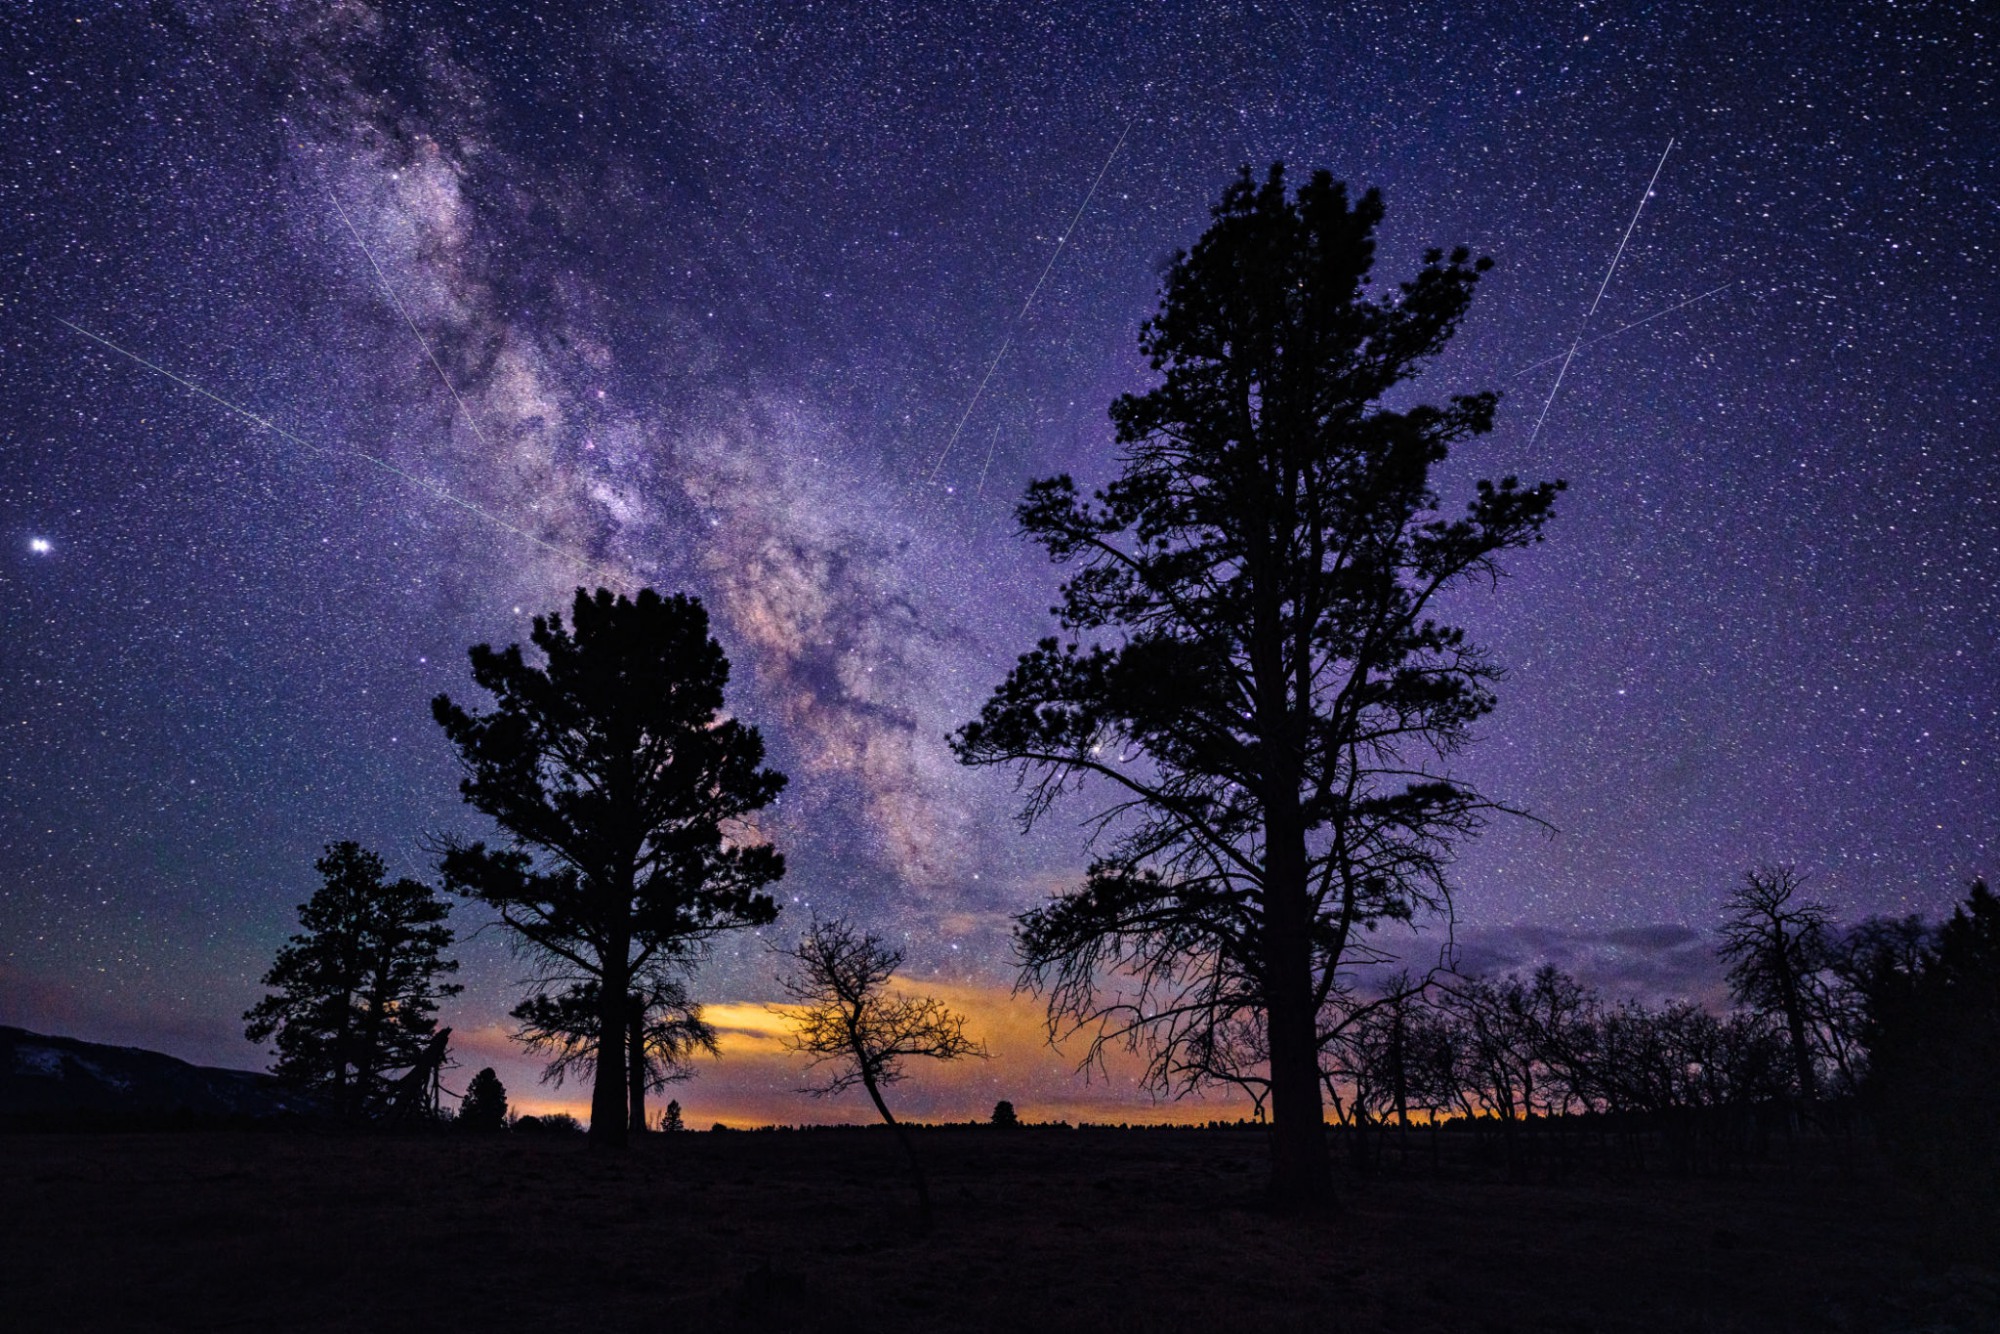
(1453, 922, 1726, 1005)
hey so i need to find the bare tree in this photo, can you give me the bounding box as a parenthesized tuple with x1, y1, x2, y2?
(775, 918, 985, 1229)
(1717, 865, 1838, 1107)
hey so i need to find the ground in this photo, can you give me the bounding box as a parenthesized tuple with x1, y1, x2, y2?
(3, 1127, 1993, 1332)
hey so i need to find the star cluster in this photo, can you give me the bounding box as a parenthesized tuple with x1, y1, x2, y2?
(1, 1, 1993, 1119)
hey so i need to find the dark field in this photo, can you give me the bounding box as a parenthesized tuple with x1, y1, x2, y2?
(3, 1128, 1993, 1332)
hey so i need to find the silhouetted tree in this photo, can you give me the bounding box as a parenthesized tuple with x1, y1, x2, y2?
(660, 1098, 684, 1132)
(1322, 969, 1435, 1149)
(1400, 997, 1467, 1146)
(1827, 912, 1933, 1091)
(458, 1067, 508, 1132)
(1370, 976, 1420, 1129)
(1447, 975, 1538, 1164)
(992, 1099, 1019, 1128)
(1594, 1002, 1784, 1114)
(1408, 965, 1794, 1171)
(1717, 865, 1837, 1106)
(433, 588, 785, 1149)
(777, 917, 986, 1229)
(1517, 964, 1598, 1119)
(1860, 880, 1999, 1204)
(954, 163, 1561, 1206)
(508, 968, 719, 1133)
(1836, 914, 1936, 1001)
(243, 842, 460, 1119)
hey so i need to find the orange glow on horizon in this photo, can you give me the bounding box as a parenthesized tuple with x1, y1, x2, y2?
(447, 978, 1264, 1130)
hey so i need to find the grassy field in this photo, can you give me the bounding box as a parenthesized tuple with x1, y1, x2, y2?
(3, 1126, 1993, 1332)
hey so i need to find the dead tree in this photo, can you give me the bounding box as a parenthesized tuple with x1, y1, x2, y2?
(1718, 865, 1838, 1110)
(775, 918, 985, 1230)
(382, 1028, 453, 1126)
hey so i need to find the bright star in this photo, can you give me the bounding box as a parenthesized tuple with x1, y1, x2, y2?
(28, 537, 52, 555)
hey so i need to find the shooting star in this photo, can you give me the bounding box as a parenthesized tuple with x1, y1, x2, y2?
(927, 118, 1134, 483)
(1527, 137, 1675, 446)
(974, 419, 1004, 499)
(1510, 281, 1735, 379)
(325, 187, 494, 453)
(930, 334, 1011, 485)
(55, 318, 622, 583)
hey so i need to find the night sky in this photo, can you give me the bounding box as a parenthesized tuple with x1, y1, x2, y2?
(3, 1, 1994, 1123)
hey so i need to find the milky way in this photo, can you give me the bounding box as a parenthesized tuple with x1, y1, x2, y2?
(2, 2, 1994, 1120)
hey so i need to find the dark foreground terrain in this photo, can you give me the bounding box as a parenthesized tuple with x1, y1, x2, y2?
(3, 1127, 1993, 1332)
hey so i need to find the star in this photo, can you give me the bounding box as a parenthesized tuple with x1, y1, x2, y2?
(0, 0, 1991, 1126)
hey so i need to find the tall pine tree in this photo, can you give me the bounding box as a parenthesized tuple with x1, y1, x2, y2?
(244, 842, 459, 1119)
(955, 165, 1559, 1206)
(433, 588, 785, 1149)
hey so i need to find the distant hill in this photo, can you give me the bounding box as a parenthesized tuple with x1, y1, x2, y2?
(1, 1026, 323, 1124)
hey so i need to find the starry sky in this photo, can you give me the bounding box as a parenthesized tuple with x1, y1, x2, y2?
(2, 1, 1994, 1124)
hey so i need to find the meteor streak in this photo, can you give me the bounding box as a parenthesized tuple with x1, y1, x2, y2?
(55, 318, 621, 582)
(325, 188, 495, 453)
(975, 419, 1003, 498)
(1510, 281, 1735, 379)
(1012, 118, 1135, 326)
(1527, 138, 1675, 446)
(927, 118, 1134, 483)
(929, 334, 1011, 483)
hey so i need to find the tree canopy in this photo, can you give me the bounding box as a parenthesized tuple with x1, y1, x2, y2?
(1858, 879, 2000, 1203)
(433, 587, 785, 1148)
(954, 163, 1560, 1205)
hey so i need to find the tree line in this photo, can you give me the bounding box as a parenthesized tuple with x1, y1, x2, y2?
(240, 160, 1994, 1215)
(1322, 869, 1997, 1188)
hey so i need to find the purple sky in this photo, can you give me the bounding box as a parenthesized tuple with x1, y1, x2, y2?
(2, 1, 1993, 1122)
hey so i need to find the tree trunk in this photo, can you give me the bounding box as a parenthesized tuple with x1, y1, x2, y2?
(1262, 794, 1333, 1209)
(334, 981, 358, 1122)
(590, 926, 630, 1150)
(1247, 526, 1333, 1209)
(1390, 1003, 1410, 1129)
(861, 1069, 932, 1232)
(356, 947, 392, 1120)
(1777, 964, 1819, 1106)
(627, 992, 648, 1135)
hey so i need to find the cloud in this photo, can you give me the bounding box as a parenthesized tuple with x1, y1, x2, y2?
(702, 1002, 796, 1051)
(1602, 924, 1703, 951)
(1453, 921, 1726, 1005)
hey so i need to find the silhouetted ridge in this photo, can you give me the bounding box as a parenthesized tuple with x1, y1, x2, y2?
(1, 1026, 323, 1123)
